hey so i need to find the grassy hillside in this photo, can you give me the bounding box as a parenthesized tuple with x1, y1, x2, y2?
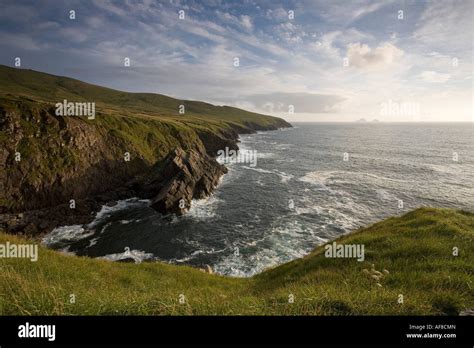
(0, 65, 290, 212)
(0, 65, 289, 130)
(1, 207, 472, 315)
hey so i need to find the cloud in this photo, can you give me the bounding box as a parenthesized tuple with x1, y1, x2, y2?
(240, 15, 253, 30)
(265, 8, 288, 20)
(0, 32, 41, 50)
(59, 27, 89, 43)
(92, 0, 127, 17)
(418, 71, 450, 83)
(215, 11, 253, 30)
(413, 0, 473, 55)
(346, 42, 403, 70)
(37, 21, 61, 30)
(0, 4, 35, 22)
(239, 92, 345, 114)
(0, 0, 470, 122)
(351, 2, 387, 20)
(85, 17, 104, 29)
(309, 31, 342, 60)
(276, 22, 306, 44)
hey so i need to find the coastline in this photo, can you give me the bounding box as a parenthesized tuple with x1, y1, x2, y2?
(0, 123, 292, 239)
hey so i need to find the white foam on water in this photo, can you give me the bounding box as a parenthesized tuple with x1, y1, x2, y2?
(299, 170, 410, 187)
(257, 152, 275, 159)
(169, 246, 228, 263)
(99, 249, 155, 264)
(88, 198, 150, 228)
(242, 166, 274, 174)
(88, 237, 99, 248)
(273, 169, 294, 183)
(289, 191, 368, 234)
(357, 171, 410, 183)
(376, 189, 399, 201)
(42, 198, 150, 250)
(242, 166, 293, 183)
(299, 171, 336, 186)
(213, 219, 328, 277)
(423, 163, 474, 175)
(187, 195, 221, 220)
(100, 222, 112, 234)
(42, 225, 94, 248)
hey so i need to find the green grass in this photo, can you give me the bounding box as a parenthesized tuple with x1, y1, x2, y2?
(0, 64, 290, 131)
(1, 207, 472, 315)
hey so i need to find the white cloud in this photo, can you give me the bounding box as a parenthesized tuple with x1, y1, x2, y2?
(240, 15, 253, 30)
(309, 31, 342, 60)
(413, 0, 473, 56)
(418, 71, 451, 83)
(216, 11, 253, 30)
(240, 92, 345, 114)
(59, 27, 89, 43)
(346, 42, 404, 70)
(92, 0, 127, 17)
(351, 2, 386, 20)
(265, 8, 288, 20)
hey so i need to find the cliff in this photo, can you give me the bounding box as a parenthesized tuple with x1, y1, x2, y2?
(0, 65, 291, 235)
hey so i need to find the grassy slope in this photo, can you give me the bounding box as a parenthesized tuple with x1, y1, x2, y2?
(0, 65, 289, 130)
(0, 65, 290, 211)
(1, 207, 472, 315)
(0, 65, 290, 165)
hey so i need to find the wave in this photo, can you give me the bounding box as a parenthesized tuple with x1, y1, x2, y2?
(274, 169, 294, 183)
(99, 248, 155, 263)
(42, 198, 150, 250)
(169, 246, 228, 263)
(299, 170, 410, 186)
(299, 171, 335, 186)
(242, 166, 273, 174)
(42, 225, 93, 249)
(89, 198, 150, 228)
(187, 194, 222, 220)
(242, 166, 294, 183)
(212, 219, 328, 277)
(257, 152, 275, 159)
(376, 189, 399, 201)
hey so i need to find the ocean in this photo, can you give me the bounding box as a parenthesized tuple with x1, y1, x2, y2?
(43, 122, 474, 276)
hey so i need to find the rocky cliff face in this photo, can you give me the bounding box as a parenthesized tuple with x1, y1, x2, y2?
(0, 66, 292, 235)
(0, 97, 291, 236)
(140, 148, 227, 215)
(0, 100, 149, 213)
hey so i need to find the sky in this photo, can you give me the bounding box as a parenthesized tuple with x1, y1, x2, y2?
(0, 0, 472, 122)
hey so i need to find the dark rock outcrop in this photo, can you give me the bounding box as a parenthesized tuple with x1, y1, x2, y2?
(142, 148, 227, 215)
(196, 128, 239, 156)
(0, 147, 228, 234)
